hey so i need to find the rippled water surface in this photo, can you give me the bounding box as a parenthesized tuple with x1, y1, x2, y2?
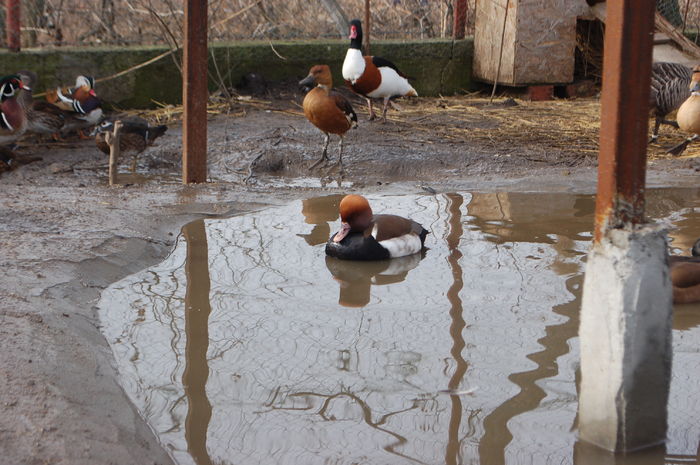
(98, 189, 700, 465)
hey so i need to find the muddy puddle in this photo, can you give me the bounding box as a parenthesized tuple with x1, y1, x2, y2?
(97, 189, 700, 465)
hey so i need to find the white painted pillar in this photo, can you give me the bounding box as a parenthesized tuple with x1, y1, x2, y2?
(579, 226, 673, 451)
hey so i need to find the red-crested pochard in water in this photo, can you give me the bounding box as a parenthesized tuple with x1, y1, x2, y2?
(326, 194, 428, 260)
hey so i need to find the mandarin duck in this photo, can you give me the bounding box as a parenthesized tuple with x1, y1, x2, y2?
(46, 75, 103, 136)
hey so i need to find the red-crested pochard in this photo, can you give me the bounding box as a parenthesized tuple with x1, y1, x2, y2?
(326, 194, 428, 260)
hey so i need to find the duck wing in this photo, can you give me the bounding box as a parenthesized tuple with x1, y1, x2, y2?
(372, 56, 408, 79)
(371, 214, 427, 242)
(329, 90, 358, 126)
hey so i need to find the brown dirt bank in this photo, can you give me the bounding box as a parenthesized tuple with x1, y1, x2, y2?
(0, 95, 698, 464)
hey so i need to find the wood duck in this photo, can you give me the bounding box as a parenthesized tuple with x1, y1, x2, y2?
(299, 64, 357, 170)
(93, 119, 168, 172)
(16, 70, 79, 139)
(0, 74, 29, 145)
(342, 19, 418, 122)
(326, 194, 428, 260)
(46, 75, 103, 137)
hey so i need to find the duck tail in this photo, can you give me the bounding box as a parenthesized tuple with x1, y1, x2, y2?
(150, 125, 168, 141)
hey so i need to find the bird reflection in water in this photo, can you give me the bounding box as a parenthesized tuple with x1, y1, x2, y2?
(325, 252, 425, 307)
(298, 194, 344, 246)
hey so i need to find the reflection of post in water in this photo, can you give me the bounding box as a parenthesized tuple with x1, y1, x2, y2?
(478, 275, 583, 465)
(182, 220, 213, 465)
(444, 193, 469, 465)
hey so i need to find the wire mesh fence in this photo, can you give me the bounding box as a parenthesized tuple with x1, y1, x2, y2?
(658, 0, 700, 35)
(0, 0, 477, 49)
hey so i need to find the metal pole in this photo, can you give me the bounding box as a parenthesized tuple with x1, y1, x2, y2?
(593, 0, 655, 242)
(182, 0, 208, 184)
(364, 0, 370, 56)
(452, 0, 468, 40)
(6, 0, 20, 52)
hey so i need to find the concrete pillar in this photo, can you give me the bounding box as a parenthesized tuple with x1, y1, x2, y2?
(579, 226, 673, 451)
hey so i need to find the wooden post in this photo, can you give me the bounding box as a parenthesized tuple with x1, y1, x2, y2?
(453, 0, 468, 40)
(106, 120, 122, 186)
(364, 0, 370, 56)
(578, 0, 673, 452)
(6, 0, 20, 52)
(182, 0, 208, 184)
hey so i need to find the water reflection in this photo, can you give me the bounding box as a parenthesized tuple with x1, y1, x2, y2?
(444, 193, 470, 465)
(325, 253, 424, 307)
(182, 220, 213, 465)
(298, 194, 344, 246)
(97, 191, 700, 465)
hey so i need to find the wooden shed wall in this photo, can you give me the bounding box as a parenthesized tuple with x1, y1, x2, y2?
(474, 0, 589, 86)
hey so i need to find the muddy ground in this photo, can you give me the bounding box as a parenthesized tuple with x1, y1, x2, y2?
(1, 94, 699, 465)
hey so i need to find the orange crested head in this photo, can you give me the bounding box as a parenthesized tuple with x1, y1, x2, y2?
(333, 194, 373, 243)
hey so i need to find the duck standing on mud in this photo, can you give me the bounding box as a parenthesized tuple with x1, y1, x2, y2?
(326, 194, 428, 260)
(299, 64, 357, 171)
(93, 119, 168, 172)
(342, 19, 417, 122)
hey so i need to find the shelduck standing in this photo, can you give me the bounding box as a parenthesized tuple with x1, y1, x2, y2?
(0, 74, 29, 145)
(668, 65, 700, 155)
(342, 19, 418, 122)
(326, 194, 428, 261)
(299, 64, 358, 170)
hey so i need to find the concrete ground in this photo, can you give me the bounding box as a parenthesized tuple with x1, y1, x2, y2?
(1, 95, 699, 464)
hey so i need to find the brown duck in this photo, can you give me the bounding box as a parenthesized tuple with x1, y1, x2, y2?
(16, 70, 80, 139)
(299, 64, 357, 170)
(670, 238, 700, 304)
(94, 119, 167, 172)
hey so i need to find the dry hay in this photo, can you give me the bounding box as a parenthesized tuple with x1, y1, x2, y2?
(126, 93, 700, 161)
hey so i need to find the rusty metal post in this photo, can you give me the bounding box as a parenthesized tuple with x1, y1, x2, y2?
(593, 0, 655, 242)
(364, 0, 370, 56)
(6, 0, 20, 52)
(182, 0, 208, 184)
(453, 0, 468, 40)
